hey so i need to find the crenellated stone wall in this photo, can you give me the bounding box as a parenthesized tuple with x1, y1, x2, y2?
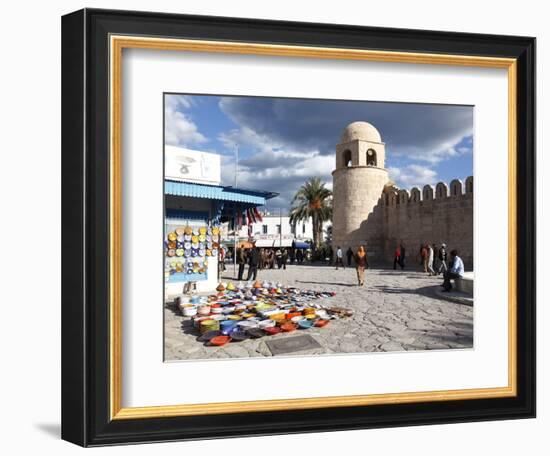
(381, 177, 474, 270)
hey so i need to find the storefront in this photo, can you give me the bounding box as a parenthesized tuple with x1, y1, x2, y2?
(164, 146, 276, 297)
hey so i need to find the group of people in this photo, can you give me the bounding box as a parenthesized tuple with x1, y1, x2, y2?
(257, 248, 289, 270)
(325, 246, 359, 268)
(235, 245, 310, 281)
(393, 241, 466, 291)
(418, 242, 449, 276)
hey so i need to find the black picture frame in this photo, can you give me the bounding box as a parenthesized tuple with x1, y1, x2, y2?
(62, 8, 536, 447)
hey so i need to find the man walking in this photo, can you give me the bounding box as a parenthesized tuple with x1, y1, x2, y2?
(427, 243, 435, 276)
(442, 249, 465, 291)
(335, 246, 345, 270)
(236, 246, 247, 281)
(398, 242, 406, 269)
(246, 242, 261, 281)
(438, 243, 448, 275)
(346, 247, 353, 267)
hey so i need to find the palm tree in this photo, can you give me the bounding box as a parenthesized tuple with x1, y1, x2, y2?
(289, 177, 332, 251)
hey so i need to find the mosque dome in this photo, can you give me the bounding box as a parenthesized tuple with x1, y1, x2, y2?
(339, 121, 382, 144)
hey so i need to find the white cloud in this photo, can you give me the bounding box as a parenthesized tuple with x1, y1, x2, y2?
(164, 95, 206, 147)
(388, 165, 438, 189)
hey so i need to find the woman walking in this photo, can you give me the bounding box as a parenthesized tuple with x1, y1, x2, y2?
(354, 245, 369, 286)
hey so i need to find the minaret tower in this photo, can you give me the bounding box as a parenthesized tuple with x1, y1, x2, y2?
(331, 121, 390, 259)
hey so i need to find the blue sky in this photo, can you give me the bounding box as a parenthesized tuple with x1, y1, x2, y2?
(165, 94, 473, 209)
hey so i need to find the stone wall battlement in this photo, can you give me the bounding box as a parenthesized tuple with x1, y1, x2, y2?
(384, 176, 473, 207)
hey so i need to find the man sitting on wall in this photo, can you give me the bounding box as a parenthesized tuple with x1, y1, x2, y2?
(442, 249, 464, 292)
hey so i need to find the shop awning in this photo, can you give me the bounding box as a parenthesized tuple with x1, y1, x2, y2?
(293, 241, 311, 249)
(165, 180, 278, 205)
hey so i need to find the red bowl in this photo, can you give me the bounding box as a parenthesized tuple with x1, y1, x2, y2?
(210, 335, 231, 346)
(281, 323, 297, 332)
(264, 326, 281, 336)
(315, 319, 330, 328)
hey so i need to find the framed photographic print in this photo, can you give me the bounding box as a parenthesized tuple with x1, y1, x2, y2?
(61, 8, 536, 447)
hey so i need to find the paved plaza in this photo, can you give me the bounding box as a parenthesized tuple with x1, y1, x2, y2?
(164, 265, 473, 361)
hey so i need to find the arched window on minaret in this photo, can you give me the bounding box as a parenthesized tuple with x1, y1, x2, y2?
(343, 149, 352, 167)
(366, 148, 377, 166)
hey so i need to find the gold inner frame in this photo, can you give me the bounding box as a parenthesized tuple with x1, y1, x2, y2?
(109, 35, 517, 420)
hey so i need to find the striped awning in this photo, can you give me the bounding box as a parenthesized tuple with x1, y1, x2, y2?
(165, 180, 277, 205)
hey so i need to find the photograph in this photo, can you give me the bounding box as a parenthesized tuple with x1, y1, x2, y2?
(163, 94, 475, 361)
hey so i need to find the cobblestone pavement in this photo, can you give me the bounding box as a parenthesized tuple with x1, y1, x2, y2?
(164, 265, 473, 361)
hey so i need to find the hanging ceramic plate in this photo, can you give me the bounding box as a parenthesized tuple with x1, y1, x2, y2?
(198, 242, 205, 249)
(191, 235, 199, 244)
(184, 241, 192, 249)
(175, 227, 186, 236)
(206, 235, 212, 242)
(212, 242, 220, 249)
(192, 228, 200, 236)
(191, 249, 198, 257)
(191, 242, 199, 249)
(212, 227, 220, 236)
(207, 227, 212, 235)
(212, 249, 218, 256)
(167, 249, 176, 257)
(168, 241, 176, 249)
(176, 241, 184, 249)
(186, 268, 193, 274)
(207, 242, 213, 249)
(184, 226, 193, 235)
(199, 249, 206, 257)
(199, 226, 207, 235)
(167, 232, 177, 241)
(175, 263, 183, 272)
(184, 234, 192, 241)
(198, 234, 206, 242)
(176, 248, 184, 257)
(206, 249, 212, 257)
(184, 249, 191, 257)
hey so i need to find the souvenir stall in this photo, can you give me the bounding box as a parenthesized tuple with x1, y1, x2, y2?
(164, 181, 277, 297)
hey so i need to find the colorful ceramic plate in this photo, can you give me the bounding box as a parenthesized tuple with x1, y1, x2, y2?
(167, 232, 177, 241)
(264, 326, 281, 335)
(176, 248, 184, 257)
(197, 330, 221, 342)
(210, 335, 231, 346)
(167, 249, 176, 257)
(230, 330, 249, 342)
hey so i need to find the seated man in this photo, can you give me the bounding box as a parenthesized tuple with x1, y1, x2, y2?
(442, 249, 464, 292)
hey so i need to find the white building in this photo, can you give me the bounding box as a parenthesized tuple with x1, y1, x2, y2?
(223, 211, 331, 248)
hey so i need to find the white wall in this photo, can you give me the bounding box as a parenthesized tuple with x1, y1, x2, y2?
(0, 1, 546, 455)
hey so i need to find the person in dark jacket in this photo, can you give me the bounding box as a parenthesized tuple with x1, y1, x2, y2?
(398, 242, 406, 269)
(246, 243, 261, 281)
(346, 247, 354, 267)
(236, 246, 247, 280)
(281, 248, 288, 270)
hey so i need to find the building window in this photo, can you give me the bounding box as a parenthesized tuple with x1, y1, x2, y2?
(343, 149, 352, 167)
(366, 149, 377, 166)
(276, 225, 281, 234)
(302, 224, 306, 234)
(262, 225, 268, 234)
